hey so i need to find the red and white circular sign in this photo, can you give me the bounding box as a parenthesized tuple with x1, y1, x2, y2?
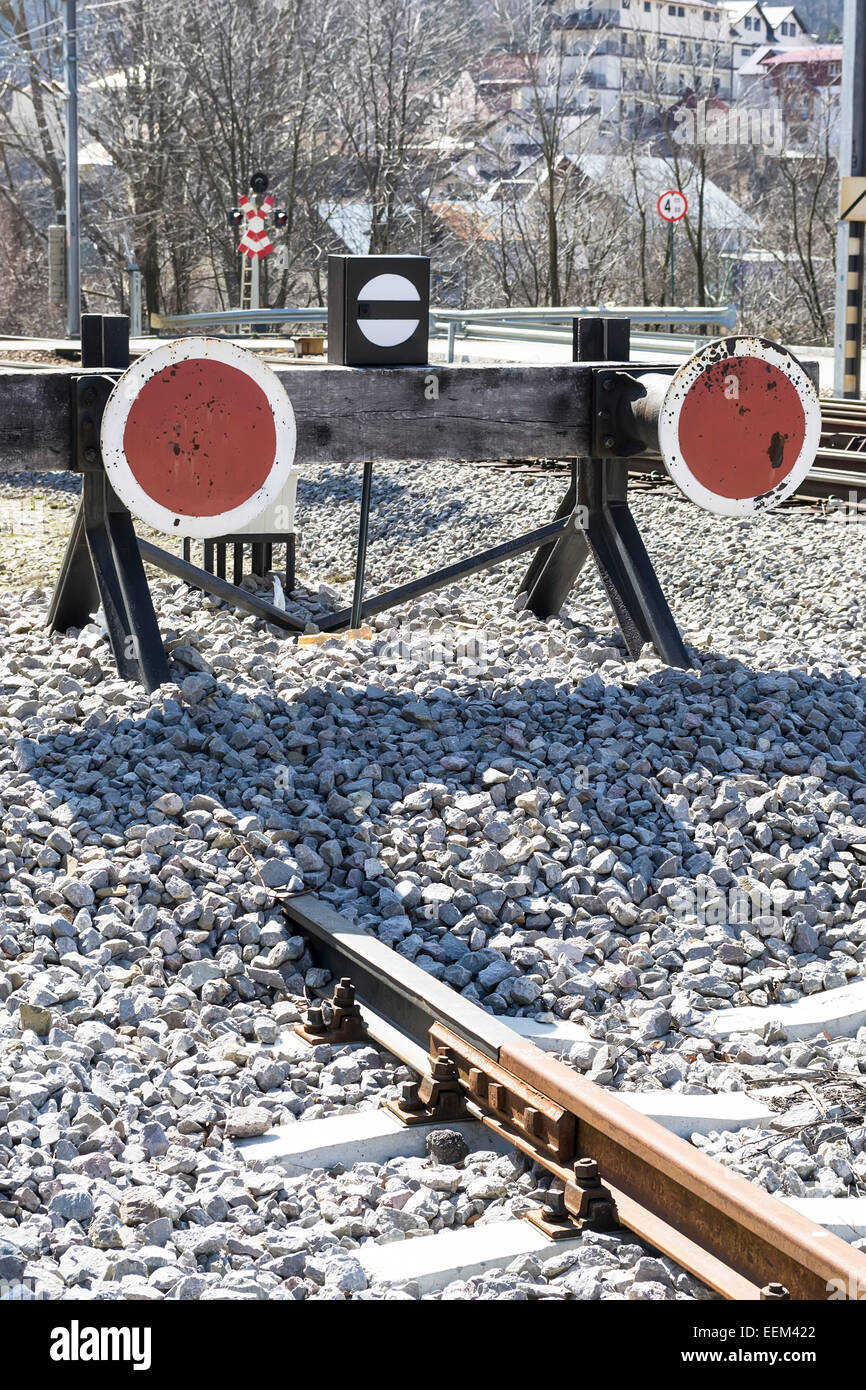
(657, 337, 821, 516)
(658, 190, 688, 222)
(100, 338, 296, 539)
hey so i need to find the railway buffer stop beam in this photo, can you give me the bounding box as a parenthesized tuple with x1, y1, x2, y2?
(7, 313, 821, 688)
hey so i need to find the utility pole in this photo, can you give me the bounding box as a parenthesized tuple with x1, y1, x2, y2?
(833, 0, 866, 397)
(63, 0, 81, 338)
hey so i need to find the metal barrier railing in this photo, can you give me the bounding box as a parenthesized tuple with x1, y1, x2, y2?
(150, 302, 737, 360)
(433, 305, 737, 362)
(150, 307, 327, 330)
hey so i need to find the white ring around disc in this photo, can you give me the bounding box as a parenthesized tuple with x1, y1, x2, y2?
(656, 336, 821, 517)
(99, 336, 297, 540)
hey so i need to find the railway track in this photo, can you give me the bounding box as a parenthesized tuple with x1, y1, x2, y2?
(269, 890, 866, 1301)
(487, 398, 866, 507)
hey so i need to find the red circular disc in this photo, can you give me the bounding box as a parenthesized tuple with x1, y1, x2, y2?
(676, 356, 806, 500)
(122, 358, 277, 517)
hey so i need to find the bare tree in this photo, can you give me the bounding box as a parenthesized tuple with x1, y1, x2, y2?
(748, 74, 837, 341)
(483, 0, 612, 306)
(318, 0, 470, 256)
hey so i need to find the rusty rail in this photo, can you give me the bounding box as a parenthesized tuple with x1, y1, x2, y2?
(284, 892, 866, 1302)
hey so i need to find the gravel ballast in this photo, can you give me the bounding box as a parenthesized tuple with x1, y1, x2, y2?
(1, 457, 865, 1299)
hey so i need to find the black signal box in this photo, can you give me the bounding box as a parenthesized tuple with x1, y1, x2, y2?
(328, 254, 430, 366)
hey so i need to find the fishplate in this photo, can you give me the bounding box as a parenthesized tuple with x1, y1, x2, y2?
(429, 1023, 576, 1164)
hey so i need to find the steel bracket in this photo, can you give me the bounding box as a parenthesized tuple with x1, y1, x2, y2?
(564, 1157, 618, 1231)
(294, 976, 366, 1046)
(71, 374, 115, 473)
(591, 366, 675, 458)
(384, 1045, 467, 1126)
(523, 1157, 618, 1238)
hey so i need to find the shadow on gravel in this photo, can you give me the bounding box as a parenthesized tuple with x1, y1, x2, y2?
(0, 471, 81, 497)
(8, 648, 866, 1027)
(295, 461, 558, 553)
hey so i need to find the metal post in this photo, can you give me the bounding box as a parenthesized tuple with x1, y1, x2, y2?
(251, 253, 261, 314)
(64, 0, 80, 338)
(834, 0, 866, 397)
(128, 264, 142, 338)
(668, 222, 675, 312)
(350, 460, 374, 630)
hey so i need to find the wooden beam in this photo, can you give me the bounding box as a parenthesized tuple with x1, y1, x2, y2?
(0, 370, 74, 473)
(0, 363, 593, 473)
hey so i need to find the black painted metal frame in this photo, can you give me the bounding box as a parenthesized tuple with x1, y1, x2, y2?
(519, 318, 688, 668)
(48, 315, 172, 690)
(44, 312, 689, 690)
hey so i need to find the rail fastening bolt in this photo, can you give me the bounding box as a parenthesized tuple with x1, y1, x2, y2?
(760, 1282, 790, 1301)
(432, 1048, 458, 1080)
(399, 1080, 423, 1111)
(573, 1157, 599, 1184)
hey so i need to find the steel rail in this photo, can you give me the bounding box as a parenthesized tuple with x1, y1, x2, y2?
(284, 891, 866, 1302)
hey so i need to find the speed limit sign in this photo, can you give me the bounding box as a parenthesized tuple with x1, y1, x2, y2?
(658, 190, 688, 222)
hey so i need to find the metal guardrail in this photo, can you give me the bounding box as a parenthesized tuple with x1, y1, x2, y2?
(151, 302, 738, 360)
(150, 308, 326, 330)
(433, 305, 737, 361)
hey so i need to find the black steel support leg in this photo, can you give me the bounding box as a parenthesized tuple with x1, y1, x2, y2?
(518, 462, 578, 602)
(518, 308, 686, 666)
(51, 472, 171, 690)
(104, 500, 172, 690)
(521, 459, 591, 619)
(522, 459, 688, 668)
(47, 312, 172, 691)
(350, 460, 373, 630)
(47, 499, 100, 632)
(597, 462, 690, 668)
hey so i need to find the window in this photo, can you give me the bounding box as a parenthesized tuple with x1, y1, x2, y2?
(704, 9, 711, 17)
(668, 3, 675, 12)
(741, 45, 749, 53)
(678, 5, 684, 13)
(659, 36, 667, 49)
(744, 14, 752, 26)
(644, 2, 650, 9)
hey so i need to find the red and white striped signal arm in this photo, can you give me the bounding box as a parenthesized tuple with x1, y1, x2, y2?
(237, 193, 275, 258)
